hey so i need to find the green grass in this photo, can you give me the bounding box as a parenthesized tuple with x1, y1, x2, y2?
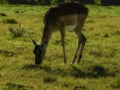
(0, 4, 120, 90)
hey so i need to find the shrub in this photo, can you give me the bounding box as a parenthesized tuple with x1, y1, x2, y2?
(0, 0, 8, 4)
(9, 23, 25, 38)
(7, 0, 42, 5)
(0, 0, 98, 5)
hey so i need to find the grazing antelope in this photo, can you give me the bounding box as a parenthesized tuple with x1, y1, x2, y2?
(32, 1, 89, 65)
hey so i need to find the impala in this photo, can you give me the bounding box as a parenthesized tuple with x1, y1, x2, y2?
(32, 1, 89, 65)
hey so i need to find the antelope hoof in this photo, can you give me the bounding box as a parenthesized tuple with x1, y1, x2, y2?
(77, 55, 82, 63)
(64, 60, 67, 64)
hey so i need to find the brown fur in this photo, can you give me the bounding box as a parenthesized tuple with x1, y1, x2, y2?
(44, 2, 88, 24)
(33, 1, 89, 65)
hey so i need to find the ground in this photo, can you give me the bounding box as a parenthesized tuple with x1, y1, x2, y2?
(0, 4, 120, 90)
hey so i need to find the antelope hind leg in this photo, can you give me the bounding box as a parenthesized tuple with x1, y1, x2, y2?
(77, 33, 86, 63)
(71, 36, 82, 64)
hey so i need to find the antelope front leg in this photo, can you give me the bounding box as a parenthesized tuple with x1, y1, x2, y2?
(60, 28, 67, 64)
(77, 33, 86, 63)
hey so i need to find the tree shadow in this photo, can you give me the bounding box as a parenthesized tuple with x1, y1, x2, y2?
(71, 65, 116, 78)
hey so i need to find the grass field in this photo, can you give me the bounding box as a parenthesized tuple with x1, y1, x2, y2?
(0, 4, 120, 90)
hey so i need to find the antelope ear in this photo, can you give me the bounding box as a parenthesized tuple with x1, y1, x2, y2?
(32, 39, 37, 46)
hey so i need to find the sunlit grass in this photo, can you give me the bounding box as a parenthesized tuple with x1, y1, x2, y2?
(0, 4, 120, 90)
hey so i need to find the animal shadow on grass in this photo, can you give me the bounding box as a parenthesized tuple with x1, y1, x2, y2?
(22, 64, 51, 72)
(71, 65, 116, 78)
(22, 64, 116, 79)
(22, 64, 42, 70)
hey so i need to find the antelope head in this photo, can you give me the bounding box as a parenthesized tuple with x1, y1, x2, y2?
(32, 40, 46, 65)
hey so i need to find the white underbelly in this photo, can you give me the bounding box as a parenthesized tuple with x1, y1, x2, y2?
(60, 14, 78, 31)
(65, 23, 77, 31)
